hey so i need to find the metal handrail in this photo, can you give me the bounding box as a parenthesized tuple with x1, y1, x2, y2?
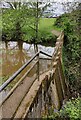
(0, 50, 52, 92)
(40, 50, 52, 58)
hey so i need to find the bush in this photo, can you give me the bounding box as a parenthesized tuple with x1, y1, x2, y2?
(43, 97, 81, 120)
(60, 97, 81, 120)
(54, 9, 81, 96)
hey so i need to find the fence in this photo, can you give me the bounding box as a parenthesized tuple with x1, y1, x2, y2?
(21, 31, 67, 119)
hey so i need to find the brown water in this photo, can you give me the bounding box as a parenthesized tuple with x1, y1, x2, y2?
(0, 40, 54, 102)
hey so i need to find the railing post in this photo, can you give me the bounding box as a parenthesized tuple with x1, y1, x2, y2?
(51, 61, 61, 109)
(58, 56, 67, 98)
(54, 63, 63, 106)
(51, 31, 66, 109)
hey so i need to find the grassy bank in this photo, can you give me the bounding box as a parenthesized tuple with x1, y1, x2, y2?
(22, 18, 58, 43)
(54, 10, 81, 96)
(39, 18, 56, 33)
(2, 16, 58, 43)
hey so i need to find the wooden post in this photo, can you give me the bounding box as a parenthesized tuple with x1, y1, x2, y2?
(51, 60, 62, 109)
(37, 86, 42, 118)
(54, 66, 64, 106)
(58, 57, 67, 98)
(50, 78, 61, 109)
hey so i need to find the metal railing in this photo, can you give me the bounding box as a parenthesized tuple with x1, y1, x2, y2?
(0, 50, 52, 92)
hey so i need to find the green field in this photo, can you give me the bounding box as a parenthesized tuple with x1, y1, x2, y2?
(39, 18, 62, 32)
(23, 18, 58, 42)
(39, 18, 56, 33)
(2, 17, 60, 42)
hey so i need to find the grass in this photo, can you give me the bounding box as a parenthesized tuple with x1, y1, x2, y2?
(39, 18, 62, 32)
(38, 18, 57, 40)
(39, 18, 56, 33)
(23, 18, 59, 41)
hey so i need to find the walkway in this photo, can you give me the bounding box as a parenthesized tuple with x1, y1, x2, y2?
(0, 31, 67, 119)
(51, 29, 61, 36)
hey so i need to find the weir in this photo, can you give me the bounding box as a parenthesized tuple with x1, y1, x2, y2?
(0, 31, 67, 119)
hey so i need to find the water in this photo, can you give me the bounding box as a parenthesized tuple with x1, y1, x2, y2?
(0, 40, 54, 102)
(1, 41, 54, 81)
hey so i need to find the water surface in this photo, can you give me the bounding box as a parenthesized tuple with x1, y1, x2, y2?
(0, 40, 54, 102)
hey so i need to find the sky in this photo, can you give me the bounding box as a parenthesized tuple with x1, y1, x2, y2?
(1, 0, 81, 9)
(1, 0, 81, 2)
(50, 0, 81, 2)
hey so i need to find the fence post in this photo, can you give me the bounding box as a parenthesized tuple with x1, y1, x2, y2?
(58, 56, 67, 98)
(51, 60, 61, 109)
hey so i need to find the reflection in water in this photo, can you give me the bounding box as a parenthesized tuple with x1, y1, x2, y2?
(34, 44, 38, 53)
(2, 41, 31, 82)
(0, 40, 54, 102)
(1, 40, 54, 82)
(17, 40, 23, 51)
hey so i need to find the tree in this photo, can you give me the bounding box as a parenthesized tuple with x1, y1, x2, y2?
(2, 1, 49, 42)
(2, 1, 34, 41)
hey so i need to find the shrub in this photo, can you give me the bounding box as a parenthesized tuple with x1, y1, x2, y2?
(60, 97, 81, 120)
(44, 97, 81, 120)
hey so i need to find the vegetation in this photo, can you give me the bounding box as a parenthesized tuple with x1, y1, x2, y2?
(60, 97, 81, 119)
(2, 5, 35, 41)
(2, 2, 57, 43)
(2, 11, 56, 42)
(44, 97, 81, 120)
(38, 18, 57, 43)
(54, 6, 81, 97)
